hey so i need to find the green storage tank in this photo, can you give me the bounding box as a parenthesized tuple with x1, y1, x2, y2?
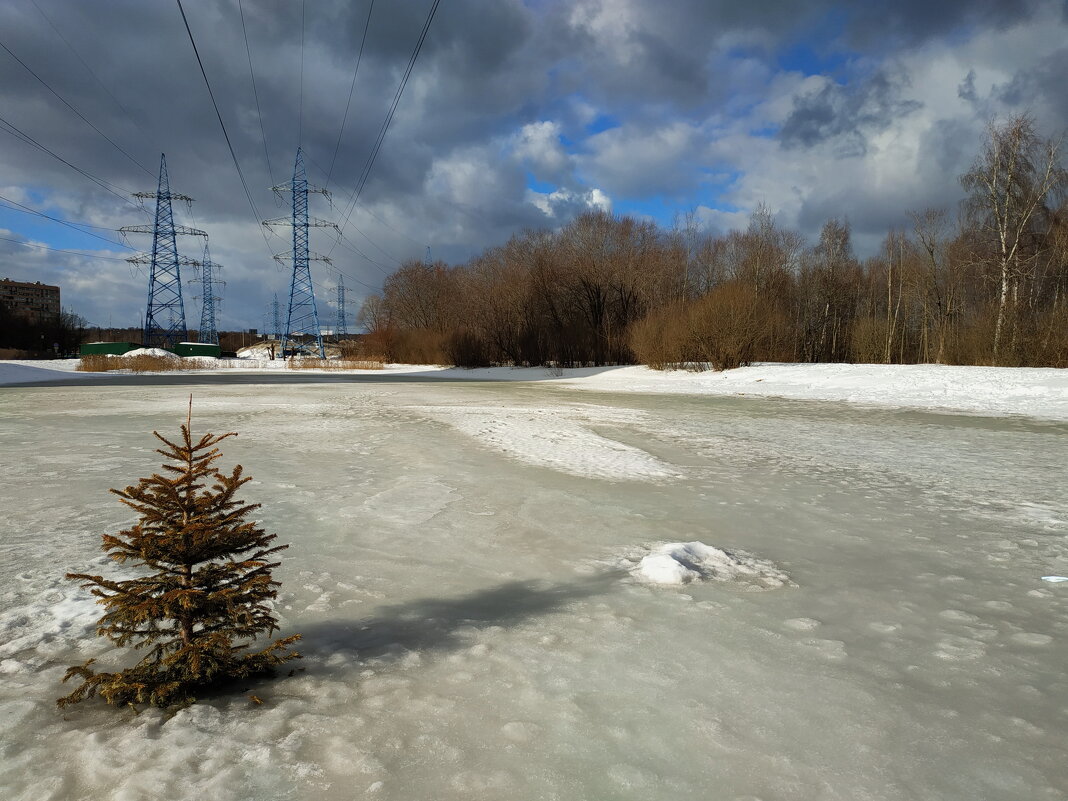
(173, 342, 222, 358)
(80, 342, 138, 356)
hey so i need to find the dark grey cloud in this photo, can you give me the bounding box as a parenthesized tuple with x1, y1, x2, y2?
(796, 188, 908, 242)
(917, 118, 985, 193)
(993, 47, 1068, 126)
(779, 70, 923, 156)
(957, 70, 978, 104)
(843, 0, 1044, 49)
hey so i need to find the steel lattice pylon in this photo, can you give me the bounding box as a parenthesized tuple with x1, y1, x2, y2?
(192, 242, 224, 345)
(335, 273, 348, 340)
(263, 148, 339, 359)
(271, 293, 282, 340)
(120, 154, 205, 349)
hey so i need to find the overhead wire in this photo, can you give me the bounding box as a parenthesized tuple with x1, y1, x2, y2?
(351, 0, 440, 207)
(175, 0, 276, 265)
(325, 0, 375, 191)
(29, 0, 152, 142)
(177, 0, 301, 335)
(333, 232, 393, 275)
(298, 0, 305, 147)
(306, 152, 334, 185)
(176, 0, 262, 224)
(0, 112, 150, 216)
(0, 234, 133, 261)
(346, 224, 401, 265)
(0, 193, 135, 250)
(291, 2, 386, 309)
(330, 0, 441, 257)
(0, 36, 152, 176)
(358, 203, 425, 247)
(319, 264, 381, 294)
(238, 0, 275, 187)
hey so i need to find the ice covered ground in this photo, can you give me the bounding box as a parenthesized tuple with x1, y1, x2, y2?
(1, 373, 1067, 800)
(4, 359, 1068, 420)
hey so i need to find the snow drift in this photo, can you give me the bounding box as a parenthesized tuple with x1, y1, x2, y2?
(626, 541, 795, 589)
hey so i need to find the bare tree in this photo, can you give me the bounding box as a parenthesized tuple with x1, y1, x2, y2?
(960, 114, 1067, 359)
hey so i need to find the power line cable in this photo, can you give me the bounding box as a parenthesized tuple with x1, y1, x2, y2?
(0, 36, 152, 176)
(0, 234, 132, 261)
(333, 232, 393, 275)
(238, 0, 274, 186)
(0, 193, 135, 249)
(325, 0, 375, 191)
(0, 112, 150, 215)
(306, 152, 333, 185)
(298, 0, 305, 147)
(175, 0, 280, 332)
(358, 203, 424, 247)
(29, 0, 151, 141)
(331, 0, 441, 255)
(176, 0, 272, 261)
(348, 223, 402, 264)
(319, 263, 381, 294)
(353, 0, 440, 206)
(320, 175, 402, 266)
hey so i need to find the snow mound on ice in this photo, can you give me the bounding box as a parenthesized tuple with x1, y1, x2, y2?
(123, 347, 180, 359)
(628, 541, 794, 589)
(407, 403, 677, 481)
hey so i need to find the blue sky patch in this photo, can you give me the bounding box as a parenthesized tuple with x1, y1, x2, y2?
(0, 202, 123, 253)
(525, 173, 557, 194)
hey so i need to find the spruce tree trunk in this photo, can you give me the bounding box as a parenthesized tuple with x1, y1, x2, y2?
(180, 564, 193, 646)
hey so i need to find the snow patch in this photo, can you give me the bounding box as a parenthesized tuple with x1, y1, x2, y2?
(3, 360, 1066, 421)
(236, 342, 281, 359)
(123, 347, 180, 359)
(0, 575, 108, 670)
(555, 363, 1068, 421)
(624, 541, 794, 589)
(407, 404, 677, 481)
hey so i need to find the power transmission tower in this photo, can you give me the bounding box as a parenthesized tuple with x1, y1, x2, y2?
(271, 293, 282, 340)
(261, 293, 283, 342)
(263, 148, 339, 358)
(189, 241, 224, 345)
(120, 154, 205, 349)
(335, 273, 348, 341)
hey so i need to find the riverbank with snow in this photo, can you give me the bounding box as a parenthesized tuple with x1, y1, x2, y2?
(3, 359, 1067, 421)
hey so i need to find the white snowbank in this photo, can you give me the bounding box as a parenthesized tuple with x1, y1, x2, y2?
(2, 359, 1066, 421)
(338, 362, 1068, 421)
(236, 342, 280, 358)
(552, 363, 1068, 421)
(123, 347, 180, 359)
(628, 541, 795, 589)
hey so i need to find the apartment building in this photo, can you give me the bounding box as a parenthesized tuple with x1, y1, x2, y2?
(0, 278, 61, 322)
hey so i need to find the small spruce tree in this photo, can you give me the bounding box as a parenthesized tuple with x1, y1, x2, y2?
(58, 401, 300, 709)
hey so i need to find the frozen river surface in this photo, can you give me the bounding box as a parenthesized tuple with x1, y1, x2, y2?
(1, 376, 1067, 800)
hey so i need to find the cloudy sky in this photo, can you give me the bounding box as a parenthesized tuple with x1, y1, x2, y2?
(1, 0, 1066, 330)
